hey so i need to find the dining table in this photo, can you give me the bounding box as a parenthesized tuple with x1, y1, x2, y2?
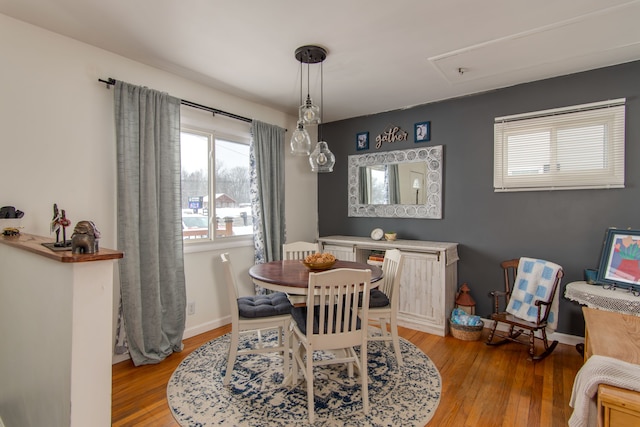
(249, 259, 384, 387)
(249, 259, 383, 295)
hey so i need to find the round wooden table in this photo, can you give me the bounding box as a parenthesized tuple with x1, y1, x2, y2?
(249, 260, 383, 295)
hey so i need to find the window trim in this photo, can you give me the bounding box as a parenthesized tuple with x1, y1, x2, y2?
(494, 98, 626, 192)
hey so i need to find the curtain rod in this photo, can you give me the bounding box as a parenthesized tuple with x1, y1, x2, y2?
(98, 78, 252, 124)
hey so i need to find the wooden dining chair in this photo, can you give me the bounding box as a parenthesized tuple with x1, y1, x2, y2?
(291, 268, 371, 423)
(361, 249, 405, 366)
(282, 241, 320, 260)
(220, 253, 293, 385)
(486, 257, 564, 361)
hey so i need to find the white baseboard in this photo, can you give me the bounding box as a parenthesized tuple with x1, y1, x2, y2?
(112, 315, 232, 365)
(183, 316, 231, 339)
(0, 415, 5, 427)
(112, 352, 131, 364)
(488, 319, 584, 347)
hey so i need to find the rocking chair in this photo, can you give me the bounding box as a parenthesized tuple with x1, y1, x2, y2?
(486, 258, 564, 361)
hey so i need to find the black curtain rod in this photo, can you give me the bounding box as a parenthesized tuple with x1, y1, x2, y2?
(98, 78, 252, 124)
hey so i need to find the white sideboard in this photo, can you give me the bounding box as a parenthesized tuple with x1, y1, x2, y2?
(318, 235, 459, 336)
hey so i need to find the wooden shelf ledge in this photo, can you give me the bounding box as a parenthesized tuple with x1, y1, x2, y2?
(0, 232, 123, 263)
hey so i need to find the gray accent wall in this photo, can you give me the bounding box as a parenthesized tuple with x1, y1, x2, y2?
(318, 60, 640, 336)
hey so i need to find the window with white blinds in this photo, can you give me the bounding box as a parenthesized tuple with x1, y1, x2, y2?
(494, 99, 625, 192)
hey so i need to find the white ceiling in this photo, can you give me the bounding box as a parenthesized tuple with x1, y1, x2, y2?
(2, 0, 640, 122)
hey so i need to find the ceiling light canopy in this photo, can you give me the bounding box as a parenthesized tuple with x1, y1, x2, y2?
(290, 45, 335, 173)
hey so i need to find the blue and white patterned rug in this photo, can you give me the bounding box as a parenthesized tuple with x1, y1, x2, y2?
(167, 328, 441, 426)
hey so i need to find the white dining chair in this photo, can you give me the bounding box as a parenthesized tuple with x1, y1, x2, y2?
(291, 268, 371, 423)
(282, 241, 321, 306)
(362, 249, 405, 366)
(220, 253, 293, 386)
(282, 241, 320, 260)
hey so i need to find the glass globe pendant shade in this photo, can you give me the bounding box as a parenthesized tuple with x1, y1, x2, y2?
(299, 94, 320, 125)
(290, 121, 311, 155)
(309, 141, 335, 173)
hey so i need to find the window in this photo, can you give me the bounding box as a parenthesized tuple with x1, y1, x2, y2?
(494, 99, 625, 192)
(180, 126, 252, 242)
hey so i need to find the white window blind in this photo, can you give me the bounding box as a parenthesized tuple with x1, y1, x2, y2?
(494, 99, 625, 192)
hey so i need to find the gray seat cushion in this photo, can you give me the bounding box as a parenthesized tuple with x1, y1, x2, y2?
(355, 289, 390, 308)
(368, 289, 390, 308)
(291, 305, 361, 335)
(237, 292, 293, 318)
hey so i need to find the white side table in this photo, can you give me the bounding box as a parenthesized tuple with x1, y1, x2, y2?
(565, 281, 640, 316)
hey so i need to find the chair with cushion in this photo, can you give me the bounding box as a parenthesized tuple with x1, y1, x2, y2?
(291, 268, 371, 423)
(361, 249, 404, 366)
(486, 257, 564, 361)
(221, 253, 293, 385)
(282, 241, 320, 260)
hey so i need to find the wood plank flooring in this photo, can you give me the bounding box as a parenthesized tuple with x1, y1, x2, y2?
(112, 325, 583, 426)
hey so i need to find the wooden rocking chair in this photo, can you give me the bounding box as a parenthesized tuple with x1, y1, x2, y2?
(486, 258, 564, 361)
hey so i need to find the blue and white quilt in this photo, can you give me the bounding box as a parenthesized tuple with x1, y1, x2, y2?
(506, 257, 562, 332)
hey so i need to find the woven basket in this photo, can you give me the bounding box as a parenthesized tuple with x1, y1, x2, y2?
(449, 319, 484, 341)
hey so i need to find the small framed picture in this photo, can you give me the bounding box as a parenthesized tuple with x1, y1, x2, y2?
(596, 228, 640, 289)
(415, 121, 431, 143)
(356, 132, 369, 151)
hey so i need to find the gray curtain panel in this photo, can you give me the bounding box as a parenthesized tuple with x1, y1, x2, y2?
(250, 120, 286, 272)
(114, 80, 186, 366)
(387, 164, 400, 204)
(359, 166, 368, 204)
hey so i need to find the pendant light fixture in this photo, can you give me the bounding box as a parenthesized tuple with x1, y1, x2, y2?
(290, 59, 312, 155)
(293, 45, 335, 173)
(290, 120, 311, 155)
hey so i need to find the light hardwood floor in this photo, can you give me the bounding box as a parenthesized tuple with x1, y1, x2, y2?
(112, 324, 583, 426)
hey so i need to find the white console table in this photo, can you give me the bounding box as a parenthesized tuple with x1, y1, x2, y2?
(318, 235, 459, 336)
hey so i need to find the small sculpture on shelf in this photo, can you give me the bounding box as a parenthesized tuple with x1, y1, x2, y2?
(71, 221, 101, 254)
(51, 203, 72, 247)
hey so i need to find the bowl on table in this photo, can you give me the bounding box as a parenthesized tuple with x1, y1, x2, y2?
(302, 253, 337, 270)
(302, 259, 336, 270)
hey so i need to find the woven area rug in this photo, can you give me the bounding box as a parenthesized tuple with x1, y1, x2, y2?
(167, 328, 441, 426)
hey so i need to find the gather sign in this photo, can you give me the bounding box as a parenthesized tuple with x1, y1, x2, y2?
(375, 125, 408, 148)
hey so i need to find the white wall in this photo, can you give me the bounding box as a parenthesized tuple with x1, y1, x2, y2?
(0, 242, 117, 427)
(0, 13, 318, 364)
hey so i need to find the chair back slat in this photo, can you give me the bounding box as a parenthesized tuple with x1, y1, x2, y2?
(283, 241, 320, 260)
(307, 268, 370, 348)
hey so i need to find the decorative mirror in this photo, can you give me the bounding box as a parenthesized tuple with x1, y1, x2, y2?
(347, 146, 443, 218)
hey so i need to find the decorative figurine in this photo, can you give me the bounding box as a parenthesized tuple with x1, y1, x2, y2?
(71, 220, 101, 254)
(51, 204, 61, 243)
(51, 203, 72, 247)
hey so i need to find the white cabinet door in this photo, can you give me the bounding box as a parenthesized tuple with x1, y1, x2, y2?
(321, 244, 356, 261)
(398, 251, 443, 329)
